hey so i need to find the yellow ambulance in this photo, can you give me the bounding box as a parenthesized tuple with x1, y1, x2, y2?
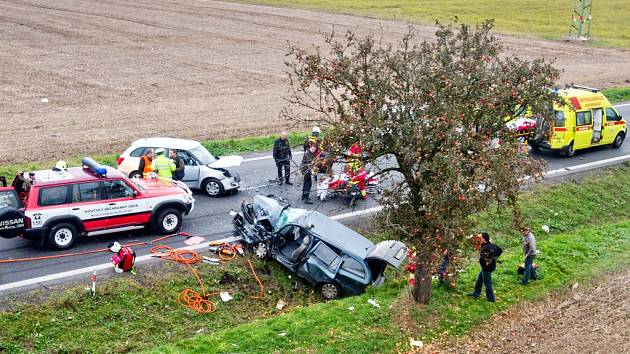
(529, 85, 627, 157)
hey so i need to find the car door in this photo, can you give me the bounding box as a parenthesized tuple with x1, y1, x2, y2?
(574, 110, 593, 149)
(69, 182, 107, 232)
(297, 240, 342, 286)
(603, 107, 623, 144)
(179, 150, 200, 188)
(102, 179, 149, 228)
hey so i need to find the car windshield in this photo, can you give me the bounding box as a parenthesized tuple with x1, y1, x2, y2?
(190, 145, 216, 165)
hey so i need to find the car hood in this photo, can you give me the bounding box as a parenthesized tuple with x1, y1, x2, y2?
(208, 156, 243, 169)
(251, 195, 306, 229)
(132, 178, 192, 196)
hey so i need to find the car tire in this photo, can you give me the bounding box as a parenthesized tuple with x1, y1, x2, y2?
(47, 222, 78, 250)
(565, 142, 575, 157)
(613, 133, 625, 149)
(129, 170, 141, 179)
(202, 178, 224, 197)
(154, 208, 182, 234)
(251, 241, 270, 260)
(319, 282, 341, 300)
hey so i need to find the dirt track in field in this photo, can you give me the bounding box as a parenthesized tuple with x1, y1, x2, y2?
(427, 270, 630, 353)
(1, 0, 629, 164)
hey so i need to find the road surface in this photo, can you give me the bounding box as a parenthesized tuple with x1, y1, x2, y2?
(1, 103, 628, 291)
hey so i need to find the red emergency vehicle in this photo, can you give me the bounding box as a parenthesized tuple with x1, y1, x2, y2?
(0, 158, 195, 249)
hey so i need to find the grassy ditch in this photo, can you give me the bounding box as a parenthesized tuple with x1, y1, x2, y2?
(0, 258, 322, 353)
(0, 131, 307, 180)
(237, 0, 630, 48)
(152, 166, 630, 353)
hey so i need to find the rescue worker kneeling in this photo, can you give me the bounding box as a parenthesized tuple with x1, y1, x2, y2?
(109, 242, 136, 274)
(150, 148, 176, 180)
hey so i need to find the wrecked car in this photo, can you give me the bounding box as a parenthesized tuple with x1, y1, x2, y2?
(231, 195, 408, 299)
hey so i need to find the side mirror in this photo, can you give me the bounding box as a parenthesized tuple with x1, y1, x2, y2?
(133, 190, 138, 198)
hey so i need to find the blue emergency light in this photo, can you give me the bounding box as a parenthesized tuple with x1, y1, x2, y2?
(82, 157, 107, 176)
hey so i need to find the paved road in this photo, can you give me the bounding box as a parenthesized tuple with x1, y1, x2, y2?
(1, 103, 628, 288)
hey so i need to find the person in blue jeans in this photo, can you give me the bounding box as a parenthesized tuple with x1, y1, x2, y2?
(521, 227, 538, 285)
(468, 233, 503, 302)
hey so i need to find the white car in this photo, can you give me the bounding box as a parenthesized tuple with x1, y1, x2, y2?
(117, 138, 242, 197)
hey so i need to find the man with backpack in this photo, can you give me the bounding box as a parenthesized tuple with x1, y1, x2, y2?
(468, 232, 502, 302)
(108, 241, 137, 274)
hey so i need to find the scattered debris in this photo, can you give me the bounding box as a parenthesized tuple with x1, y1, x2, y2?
(184, 236, 205, 246)
(279, 332, 287, 337)
(542, 225, 550, 233)
(220, 292, 233, 302)
(196, 328, 205, 334)
(348, 306, 355, 311)
(367, 299, 380, 308)
(409, 338, 423, 348)
(275, 300, 286, 310)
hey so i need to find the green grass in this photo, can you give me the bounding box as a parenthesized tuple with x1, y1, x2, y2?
(2, 167, 630, 353)
(603, 86, 630, 104)
(0, 131, 307, 181)
(237, 0, 630, 48)
(153, 166, 630, 353)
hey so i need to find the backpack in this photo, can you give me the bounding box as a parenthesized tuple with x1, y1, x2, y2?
(480, 245, 495, 267)
(118, 247, 136, 272)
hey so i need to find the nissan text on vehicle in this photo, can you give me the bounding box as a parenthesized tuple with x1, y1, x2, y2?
(529, 85, 627, 157)
(0, 158, 195, 249)
(117, 138, 242, 197)
(232, 195, 408, 299)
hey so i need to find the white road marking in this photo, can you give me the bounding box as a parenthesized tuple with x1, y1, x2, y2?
(614, 103, 630, 108)
(2, 154, 630, 292)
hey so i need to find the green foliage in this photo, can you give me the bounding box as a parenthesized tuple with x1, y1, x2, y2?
(238, 0, 630, 48)
(602, 86, 630, 103)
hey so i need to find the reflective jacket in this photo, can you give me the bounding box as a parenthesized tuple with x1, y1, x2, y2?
(150, 155, 176, 179)
(139, 156, 153, 177)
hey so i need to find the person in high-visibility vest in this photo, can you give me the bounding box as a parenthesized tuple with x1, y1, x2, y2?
(150, 148, 175, 179)
(138, 148, 154, 177)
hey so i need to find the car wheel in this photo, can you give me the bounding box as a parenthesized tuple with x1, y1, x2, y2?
(613, 133, 625, 148)
(565, 142, 575, 157)
(319, 282, 341, 300)
(154, 208, 182, 234)
(47, 222, 78, 250)
(252, 242, 269, 259)
(129, 170, 141, 179)
(202, 178, 224, 197)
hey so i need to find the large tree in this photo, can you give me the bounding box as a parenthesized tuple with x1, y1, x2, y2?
(283, 21, 559, 303)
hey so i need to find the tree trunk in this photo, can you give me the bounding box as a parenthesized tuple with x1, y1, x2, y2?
(412, 258, 432, 304)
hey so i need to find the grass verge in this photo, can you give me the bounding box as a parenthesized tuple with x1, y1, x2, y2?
(237, 0, 630, 48)
(603, 86, 630, 104)
(0, 131, 307, 180)
(152, 166, 630, 353)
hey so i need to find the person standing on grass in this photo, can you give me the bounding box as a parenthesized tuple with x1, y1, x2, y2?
(521, 227, 538, 285)
(273, 131, 293, 185)
(468, 232, 502, 302)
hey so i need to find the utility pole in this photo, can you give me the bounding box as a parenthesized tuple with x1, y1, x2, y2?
(567, 0, 593, 41)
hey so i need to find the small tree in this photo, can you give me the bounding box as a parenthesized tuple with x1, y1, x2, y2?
(283, 21, 559, 303)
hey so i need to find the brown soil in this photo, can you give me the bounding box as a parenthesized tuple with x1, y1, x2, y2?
(427, 270, 630, 353)
(2, 0, 629, 164)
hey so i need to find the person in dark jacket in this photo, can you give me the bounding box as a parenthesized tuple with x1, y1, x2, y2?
(170, 149, 186, 181)
(273, 132, 293, 185)
(301, 143, 317, 204)
(468, 232, 503, 302)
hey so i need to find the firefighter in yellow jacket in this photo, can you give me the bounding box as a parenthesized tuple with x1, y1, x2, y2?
(150, 148, 176, 179)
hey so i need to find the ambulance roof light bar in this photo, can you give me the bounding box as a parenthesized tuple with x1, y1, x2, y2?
(82, 157, 107, 176)
(568, 83, 599, 93)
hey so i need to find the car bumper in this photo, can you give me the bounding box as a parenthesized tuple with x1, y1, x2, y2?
(221, 176, 240, 191)
(185, 201, 194, 214)
(23, 227, 46, 240)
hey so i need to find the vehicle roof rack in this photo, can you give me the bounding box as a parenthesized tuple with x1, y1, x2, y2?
(568, 83, 599, 93)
